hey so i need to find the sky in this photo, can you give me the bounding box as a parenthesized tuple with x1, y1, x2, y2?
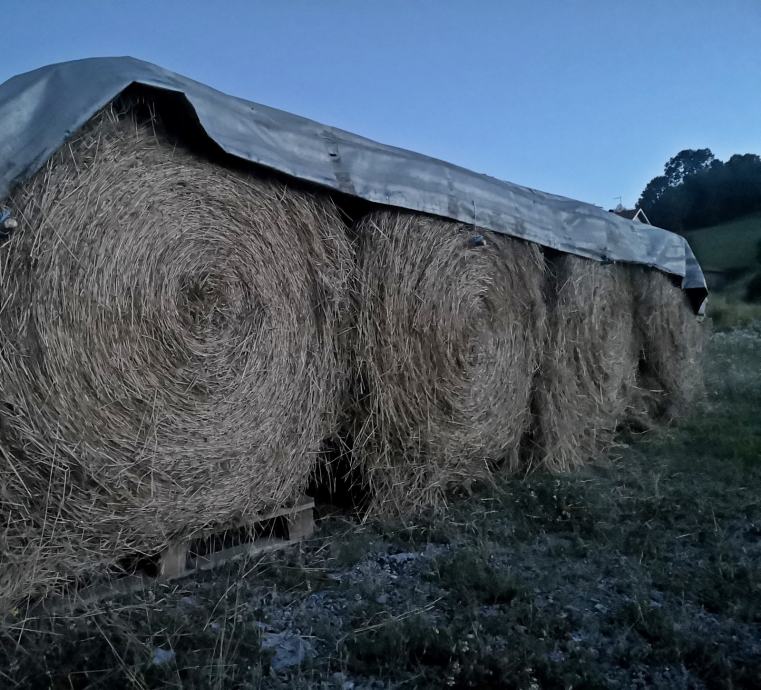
(2, 1, 760, 209)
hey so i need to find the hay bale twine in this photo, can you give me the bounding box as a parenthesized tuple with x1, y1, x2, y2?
(631, 267, 705, 419)
(346, 211, 546, 513)
(0, 102, 351, 607)
(533, 254, 639, 471)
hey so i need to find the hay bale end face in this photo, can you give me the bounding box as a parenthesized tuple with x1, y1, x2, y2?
(0, 101, 352, 607)
(631, 267, 706, 420)
(346, 211, 546, 513)
(532, 255, 639, 472)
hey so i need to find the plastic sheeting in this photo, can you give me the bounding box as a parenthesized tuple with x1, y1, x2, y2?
(0, 56, 706, 311)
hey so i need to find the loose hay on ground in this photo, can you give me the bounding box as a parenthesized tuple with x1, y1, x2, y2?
(345, 211, 546, 514)
(532, 255, 640, 472)
(0, 100, 352, 609)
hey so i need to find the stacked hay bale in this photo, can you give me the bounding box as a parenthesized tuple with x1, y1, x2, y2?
(346, 211, 546, 513)
(531, 254, 640, 471)
(0, 101, 352, 608)
(631, 267, 706, 420)
(0, 94, 706, 610)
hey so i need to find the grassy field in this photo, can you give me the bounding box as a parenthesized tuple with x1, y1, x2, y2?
(2, 326, 760, 689)
(706, 294, 761, 331)
(684, 212, 761, 273)
(684, 213, 761, 324)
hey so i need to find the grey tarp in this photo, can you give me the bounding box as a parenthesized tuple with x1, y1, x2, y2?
(0, 56, 707, 311)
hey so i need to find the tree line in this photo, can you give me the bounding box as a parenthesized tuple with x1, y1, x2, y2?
(637, 149, 761, 233)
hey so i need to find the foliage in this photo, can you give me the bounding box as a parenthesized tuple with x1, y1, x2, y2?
(638, 149, 761, 233)
(663, 148, 716, 186)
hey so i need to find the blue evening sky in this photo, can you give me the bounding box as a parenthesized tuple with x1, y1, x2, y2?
(2, 1, 759, 209)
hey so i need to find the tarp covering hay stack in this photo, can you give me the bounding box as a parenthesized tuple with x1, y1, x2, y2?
(0, 101, 352, 607)
(346, 211, 546, 513)
(532, 255, 640, 472)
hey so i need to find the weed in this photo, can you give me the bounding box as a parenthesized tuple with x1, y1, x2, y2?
(430, 548, 523, 606)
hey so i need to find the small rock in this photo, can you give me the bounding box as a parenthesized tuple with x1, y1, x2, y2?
(151, 647, 175, 668)
(261, 632, 313, 672)
(332, 672, 355, 689)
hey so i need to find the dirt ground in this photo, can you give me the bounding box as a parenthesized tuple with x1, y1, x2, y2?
(1, 326, 760, 689)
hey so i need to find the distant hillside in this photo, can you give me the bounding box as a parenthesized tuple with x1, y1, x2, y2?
(684, 212, 761, 273)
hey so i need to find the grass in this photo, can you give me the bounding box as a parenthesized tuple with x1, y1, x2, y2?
(685, 211, 761, 272)
(2, 325, 761, 688)
(429, 548, 524, 605)
(707, 293, 761, 330)
(682, 214, 761, 326)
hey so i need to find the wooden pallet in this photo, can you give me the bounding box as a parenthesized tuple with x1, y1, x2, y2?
(51, 496, 315, 608)
(159, 495, 315, 579)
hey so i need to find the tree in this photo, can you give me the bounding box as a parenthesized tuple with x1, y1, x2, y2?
(638, 175, 669, 209)
(663, 148, 715, 187)
(638, 150, 717, 232)
(638, 174, 690, 232)
(637, 147, 761, 233)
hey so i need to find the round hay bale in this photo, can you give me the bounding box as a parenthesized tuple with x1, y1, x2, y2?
(0, 101, 351, 607)
(630, 267, 705, 419)
(532, 255, 639, 472)
(346, 211, 546, 513)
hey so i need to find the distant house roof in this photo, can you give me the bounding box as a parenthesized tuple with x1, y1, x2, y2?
(609, 206, 652, 225)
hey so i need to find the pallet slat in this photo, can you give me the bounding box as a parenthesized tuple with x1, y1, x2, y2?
(158, 496, 315, 580)
(51, 497, 317, 609)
